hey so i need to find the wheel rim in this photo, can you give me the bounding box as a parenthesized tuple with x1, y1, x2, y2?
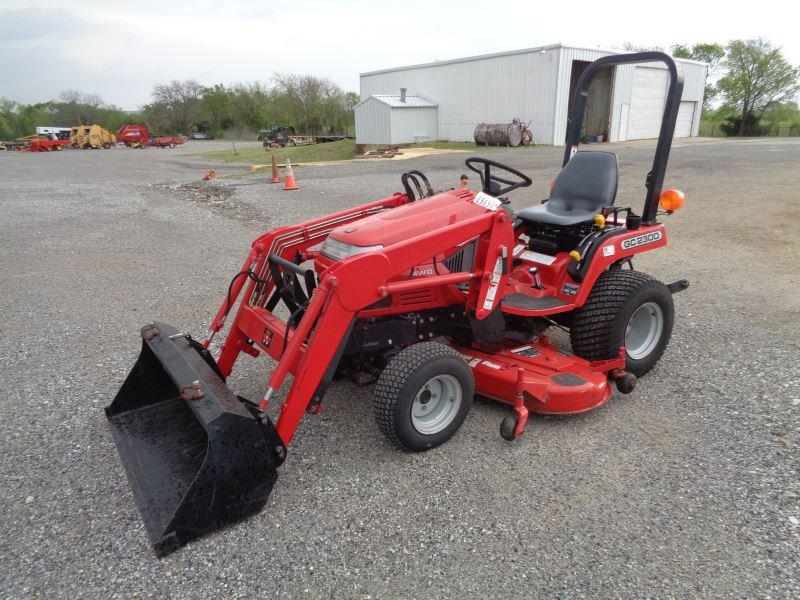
(411, 374, 462, 435)
(625, 301, 664, 360)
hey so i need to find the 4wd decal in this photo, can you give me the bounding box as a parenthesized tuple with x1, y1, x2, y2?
(620, 230, 663, 250)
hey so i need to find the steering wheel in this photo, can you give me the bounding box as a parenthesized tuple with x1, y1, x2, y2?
(465, 157, 532, 197)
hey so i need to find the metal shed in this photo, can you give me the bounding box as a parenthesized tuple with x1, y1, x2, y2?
(354, 91, 438, 146)
(359, 44, 708, 146)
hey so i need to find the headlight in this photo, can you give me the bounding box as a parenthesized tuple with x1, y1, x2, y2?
(320, 237, 383, 261)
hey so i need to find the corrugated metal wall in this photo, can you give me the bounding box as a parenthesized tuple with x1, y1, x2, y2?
(361, 49, 561, 144)
(360, 46, 708, 146)
(355, 99, 438, 144)
(390, 107, 438, 144)
(354, 98, 390, 144)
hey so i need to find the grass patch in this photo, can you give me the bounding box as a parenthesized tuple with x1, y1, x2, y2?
(191, 139, 357, 164)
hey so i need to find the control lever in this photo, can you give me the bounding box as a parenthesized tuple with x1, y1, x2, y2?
(529, 266, 543, 290)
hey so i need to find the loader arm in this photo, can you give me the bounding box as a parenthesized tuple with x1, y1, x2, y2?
(266, 208, 512, 444)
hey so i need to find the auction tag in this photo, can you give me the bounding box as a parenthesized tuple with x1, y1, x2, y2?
(473, 191, 502, 211)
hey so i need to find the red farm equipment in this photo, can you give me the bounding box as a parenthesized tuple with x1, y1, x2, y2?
(106, 53, 690, 556)
(118, 124, 149, 148)
(152, 135, 186, 148)
(26, 137, 70, 152)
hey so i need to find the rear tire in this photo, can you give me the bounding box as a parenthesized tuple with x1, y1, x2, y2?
(570, 270, 674, 377)
(374, 342, 474, 451)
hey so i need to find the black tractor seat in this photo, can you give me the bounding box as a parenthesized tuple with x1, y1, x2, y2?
(518, 151, 618, 226)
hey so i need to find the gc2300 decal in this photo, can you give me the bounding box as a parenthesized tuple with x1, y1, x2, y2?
(620, 230, 662, 250)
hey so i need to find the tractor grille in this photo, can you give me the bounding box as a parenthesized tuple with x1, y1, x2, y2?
(442, 239, 477, 274)
(397, 290, 434, 305)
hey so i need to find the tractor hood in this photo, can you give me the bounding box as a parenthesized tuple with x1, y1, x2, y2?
(323, 188, 488, 255)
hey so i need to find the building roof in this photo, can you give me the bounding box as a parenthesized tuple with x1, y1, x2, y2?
(355, 94, 438, 109)
(360, 43, 708, 77)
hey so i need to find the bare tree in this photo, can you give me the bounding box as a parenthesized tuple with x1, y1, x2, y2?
(151, 80, 204, 134)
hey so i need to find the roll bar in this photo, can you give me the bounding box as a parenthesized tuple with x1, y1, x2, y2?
(562, 52, 685, 224)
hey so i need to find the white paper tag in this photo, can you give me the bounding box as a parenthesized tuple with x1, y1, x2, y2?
(473, 191, 502, 211)
(602, 244, 616, 257)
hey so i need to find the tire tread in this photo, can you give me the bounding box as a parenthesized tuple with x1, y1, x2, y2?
(570, 270, 672, 376)
(374, 342, 467, 450)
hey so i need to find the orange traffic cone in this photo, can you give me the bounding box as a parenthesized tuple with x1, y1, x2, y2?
(202, 168, 218, 181)
(269, 154, 280, 184)
(283, 159, 298, 190)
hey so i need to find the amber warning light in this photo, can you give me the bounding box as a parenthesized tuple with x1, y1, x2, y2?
(659, 188, 685, 213)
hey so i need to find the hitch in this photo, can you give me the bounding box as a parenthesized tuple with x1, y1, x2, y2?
(667, 279, 689, 294)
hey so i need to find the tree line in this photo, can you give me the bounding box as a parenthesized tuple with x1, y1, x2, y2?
(627, 38, 800, 136)
(0, 74, 358, 141)
(0, 91, 130, 140)
(1, 40, 798, 141)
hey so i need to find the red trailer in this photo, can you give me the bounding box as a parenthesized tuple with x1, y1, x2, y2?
(152, 135, 185, 148)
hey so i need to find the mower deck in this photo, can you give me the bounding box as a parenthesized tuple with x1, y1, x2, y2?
(452, 335, 624, 437)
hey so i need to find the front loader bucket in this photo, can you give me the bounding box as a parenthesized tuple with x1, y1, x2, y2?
(105, 322, 286, 557)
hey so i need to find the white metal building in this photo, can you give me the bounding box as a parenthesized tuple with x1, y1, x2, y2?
(354, 92, 438, 145)
(357, 43, 708, 146)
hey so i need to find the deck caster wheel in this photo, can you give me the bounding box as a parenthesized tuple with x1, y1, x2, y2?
(615, 372, 637, 394)
(500, 415, 518, 441)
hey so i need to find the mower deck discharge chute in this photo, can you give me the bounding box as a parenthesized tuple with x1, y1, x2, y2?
(107, 52, 690, 556)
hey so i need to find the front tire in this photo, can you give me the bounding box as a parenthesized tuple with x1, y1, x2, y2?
(570, 270, 674, 377)
(374, 342, 474, 451)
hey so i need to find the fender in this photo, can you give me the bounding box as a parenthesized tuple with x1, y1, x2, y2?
(568, 223, 668, 307)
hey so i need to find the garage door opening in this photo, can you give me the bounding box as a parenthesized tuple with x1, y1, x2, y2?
(568, 60, 613, 141)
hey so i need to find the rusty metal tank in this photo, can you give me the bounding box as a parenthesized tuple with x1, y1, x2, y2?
(474, 121, 523, 147)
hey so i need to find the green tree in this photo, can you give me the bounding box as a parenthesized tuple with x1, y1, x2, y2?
(672, 43, 725, 109)
(717, 38, 800, 135)
(199, 84, 234, 137)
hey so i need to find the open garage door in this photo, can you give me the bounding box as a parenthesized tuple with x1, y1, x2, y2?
(675, 101, 696, 137)
(627, 67, 668, 140)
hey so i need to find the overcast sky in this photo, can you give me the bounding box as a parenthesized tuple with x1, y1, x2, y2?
(1, 0, 798, 111)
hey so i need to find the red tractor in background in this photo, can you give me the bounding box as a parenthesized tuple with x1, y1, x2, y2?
(26, 138, 70, 152)
(118, 124, 149, 148)
(106, 52, 690, 556)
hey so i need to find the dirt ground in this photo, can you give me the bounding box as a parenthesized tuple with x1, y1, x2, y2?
(0, 138, 798, 598)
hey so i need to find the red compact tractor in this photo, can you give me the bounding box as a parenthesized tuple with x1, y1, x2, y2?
(107, 53, 689, 555)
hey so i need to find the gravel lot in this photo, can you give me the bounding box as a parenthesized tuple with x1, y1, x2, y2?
(1, 138, 798, 598)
